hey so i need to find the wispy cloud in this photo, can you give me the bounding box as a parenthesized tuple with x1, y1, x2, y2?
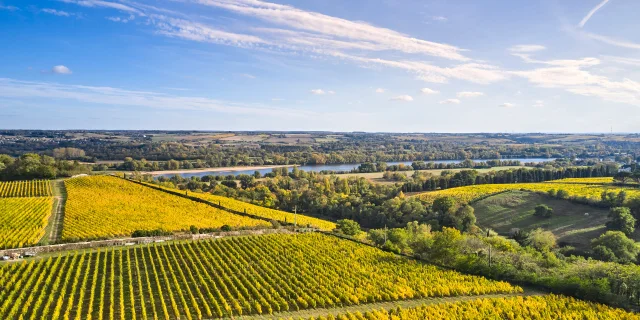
(0, 4, 18, 11)
(51, 65, 73, 74)
(59, 0, 143, 15)
(432, 16, 448, 22)
(439, 98, 460, 104)
(310, 89, 326, 95)
(533, 100, 544, 107)
(420, 88, 439, 95)
(508, 45, 546, 53)
(189, 0, 469, 61)
(375, 88, 385, 93)
(583, 32, 640, 50)
(512, 53, 640, 105)
(42, 8, 75, 17)
(239, 73, 256, 79)
(456, 91, 484, 98)
(578, 0, 610, 28)
(391, 95, 413, 102)
(603, 56, 640, 66)
(0, 78, 315, 118)
(499, 103, 515, 108)
(106, 14, 135, 23)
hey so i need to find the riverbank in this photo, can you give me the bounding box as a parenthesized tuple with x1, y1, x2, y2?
(147, 164, 292, 176)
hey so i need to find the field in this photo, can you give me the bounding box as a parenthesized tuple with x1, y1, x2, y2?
(188, 192, 336, 231)
(308, 295, 640, 319)
(0, 180, 52, 197)
(62, 176, 269, 240)
(0, 233, 520, 319)
(334, 166, 523, 185)
(548, 177, 616, 184)
(472, 190, 611, 249)
(0, 197, 53, 249)
(415, 180, 640, 205)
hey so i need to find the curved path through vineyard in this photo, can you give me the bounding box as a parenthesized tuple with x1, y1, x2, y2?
(230, 291, 547, 319)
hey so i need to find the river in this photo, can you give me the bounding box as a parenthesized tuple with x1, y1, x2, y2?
(155, 158, 557, 179)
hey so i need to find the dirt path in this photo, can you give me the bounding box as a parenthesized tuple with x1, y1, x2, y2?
(46, 180, 67, 243)
(226, 291, 545, 320)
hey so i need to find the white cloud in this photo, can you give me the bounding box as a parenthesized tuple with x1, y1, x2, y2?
(59, 0, 143, 15)
(271, 98, 284, 101)
(512, 54, 640, 105)
(420, 88, 439, 95)
(0, 78, 315, 118)
(0, 5, 18, 11)
(603, 56, 640, 67)
(42, 8, 71, 16)
(106, 14, 135, 23)
(439, 98, 460, 104)
(456, 91, 484, 98)
(500, 103, 515, 108)
(508, 45, 546, 53)
(578, 0, 609, 28)
(391, 95, 413, 102)
(432, 16, 448, 22)
(583, 32, 640, 50)
(188, 0, 469, 61)
(375, 88, 385, 93)
(327, 90, 335, 95)
(310, 89, 325, 95)
(239, 73, 256, 79)
(533, 100, 544, 107)
(150, 15, 268, 47)
(51, 65, 72, 74)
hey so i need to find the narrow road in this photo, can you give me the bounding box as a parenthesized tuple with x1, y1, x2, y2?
(47, 180, 67, 243)
(226, 291, 546, 320)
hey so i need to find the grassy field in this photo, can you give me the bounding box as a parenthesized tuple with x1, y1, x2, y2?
(336, 166, 523, 184)
(472, 190, 612, 250)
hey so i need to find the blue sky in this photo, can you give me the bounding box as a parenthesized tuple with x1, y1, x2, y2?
(0, 0, 639, 132)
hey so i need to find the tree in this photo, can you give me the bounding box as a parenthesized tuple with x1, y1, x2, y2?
(238, 174, 255, 189)
(525, 228, 556, 251)
(606, 207, 636, 236)
(441, 205, 476, 232)
(220, 180, 238, 189)
(591, 231, 639, 264)
(614, 171, 633, 184)
(432, 196, 457, 215)
(336, 219, 361, 236)
(534, 204, 553, 218)
(426, 227, 462, 265)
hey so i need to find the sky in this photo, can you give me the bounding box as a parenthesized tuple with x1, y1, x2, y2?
(0, 0, 639, 132)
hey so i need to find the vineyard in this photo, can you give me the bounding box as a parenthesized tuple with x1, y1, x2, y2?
(0, 233, 520, 319)
(0, 197, 53, 249)
(307, 295, 640, 319)
(548, 177, 616, 184)
(62, 176, 269, 241)
(189, 192, 337, 231)
(0, 180, 52, 197)
(416, 181, 640, 205)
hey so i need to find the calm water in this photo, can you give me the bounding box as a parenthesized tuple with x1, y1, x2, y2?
(155, 158, 557, 179)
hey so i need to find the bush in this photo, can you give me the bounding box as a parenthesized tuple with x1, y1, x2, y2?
(534, 204, 553, 218)
(605, 207, 636, 236)
(220, 225, 232, 232)
(131, 229, 172, 237)
(336, 219, 361, 236)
